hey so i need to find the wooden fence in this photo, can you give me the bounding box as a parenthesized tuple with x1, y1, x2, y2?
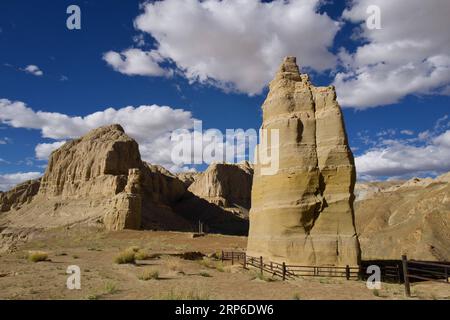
(221, 252, 450, 296)
(360, 260, 402, 283)
(221, 251, 359, 281)
(402, 255, 450, 297)
(221, 251, 246, 265)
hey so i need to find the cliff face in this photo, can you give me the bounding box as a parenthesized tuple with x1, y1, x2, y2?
(0, 124, 248, 244)
(176, 172, 200, 187)
(355, 175, 450, 261)
(247, 57, 360, 266)
(0, 179, 41, 212)
(187, 162, 253, 218)
(0, 125, 189, 232)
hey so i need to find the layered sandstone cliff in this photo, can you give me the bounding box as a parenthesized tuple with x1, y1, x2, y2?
(355, 175, 450, 261)
(187, 162, 253, 218)
(0, 179, 41, 212)
(247, 57, 360, 266)
(0, 125, 191, 232)
(176, 172, 200, 187)
(0, 124, 249, 247)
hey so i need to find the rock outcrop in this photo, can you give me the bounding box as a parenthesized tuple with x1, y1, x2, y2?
(247, 57, 360, 266)
(103, 168, 142, 231)
(0, 125, 189, 231)
(354, 180, 404, 201)
(188, 162, 253, 218)
(0, 124, 249, 245)
(0, 179, 41, 212)
(176, 172, 200, 187)
(355, 173, 450, 261)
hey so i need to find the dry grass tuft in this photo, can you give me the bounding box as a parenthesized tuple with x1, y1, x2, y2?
(114, 249, 136, 264)
(104, 282, 118, 294)
(134, 249, 149, 261)
(156, 289, 210, 300)
(293, 293, 301, 300)
(165, 256, 184, 273)
(27, 251, 48, 263)
(198, 258, 224, 272)
(138, 269, 160, 281)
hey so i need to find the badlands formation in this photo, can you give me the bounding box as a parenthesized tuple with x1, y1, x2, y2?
(187, 162, 253, 218)
(247, 57, 360, 266)
(355, 174, 450, 261)
(0, 57, 449, 263)
(0, 178, 41, 212)
(0, 125, 248, 252)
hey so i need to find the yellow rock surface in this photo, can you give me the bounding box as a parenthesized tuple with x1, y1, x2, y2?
(247, 57, 359, 266)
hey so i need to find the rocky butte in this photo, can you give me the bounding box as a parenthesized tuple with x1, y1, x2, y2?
(247, 57, 360, 266)
(0, 125, 191, 236)
(187, 162, 253, 218)
(0, 124, 249, 251)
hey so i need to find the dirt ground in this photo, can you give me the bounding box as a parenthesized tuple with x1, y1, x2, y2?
(0, 227, 449, 300)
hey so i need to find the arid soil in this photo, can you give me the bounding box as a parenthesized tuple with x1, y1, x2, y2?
(0, 228, 448, 300)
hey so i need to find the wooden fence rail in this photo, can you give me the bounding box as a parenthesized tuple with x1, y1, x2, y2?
(222, 251, 450, 295)
(221, 251, 359, 281)
(402, 255, 450, 297)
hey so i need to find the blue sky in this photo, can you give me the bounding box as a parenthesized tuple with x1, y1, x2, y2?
(1, 0, 449, 190)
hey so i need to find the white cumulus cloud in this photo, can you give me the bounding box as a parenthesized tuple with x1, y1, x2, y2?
(0, 172, 42, 191)
(35, 141, 67, 160)
(355, 117, 450, 179)
(110, 0, 341, 95)
(0, 98, 196, 171)
(23, 65, 43, 76)
(103, 49, 171, 77)
(334, 0, 450, 108)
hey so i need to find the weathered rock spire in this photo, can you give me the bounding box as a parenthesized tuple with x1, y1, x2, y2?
(247, 56, 360, 266)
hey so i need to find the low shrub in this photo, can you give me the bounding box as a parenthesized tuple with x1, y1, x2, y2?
(104, 282, 118, 294)
(134, 250, 149, 260)
(166, 257, 184, 273)
(158, 289, 210, 300)
(199, 272, 212, 277)
(114, 249, 136, 264)
(139, 269, 160, 281)
(27, 251, 48, 263)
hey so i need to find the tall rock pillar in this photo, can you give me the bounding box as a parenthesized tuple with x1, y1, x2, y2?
(247, 57, 360, 266)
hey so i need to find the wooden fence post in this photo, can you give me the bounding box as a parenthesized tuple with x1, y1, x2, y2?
(221, 250, 224, 263)
(445, 266, 448, 283)
(401, 255, 411, 297)
(231, 252, 234, 265)
(346, 265, 350, 280)
(260, 256, 263, 276)
(282, 262, 286, 281)
(243, 253, 246, 269)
